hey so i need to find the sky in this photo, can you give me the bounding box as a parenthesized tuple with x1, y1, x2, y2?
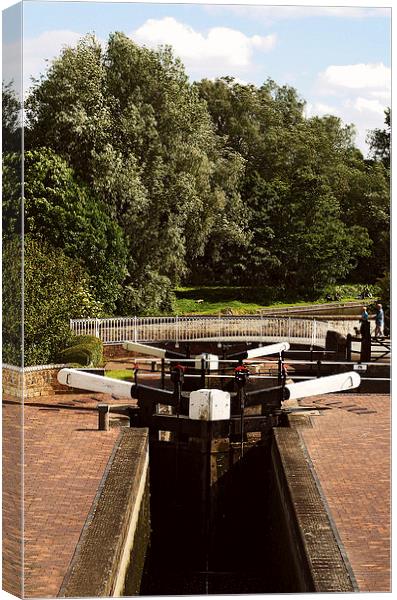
(1, 0, 392, 155)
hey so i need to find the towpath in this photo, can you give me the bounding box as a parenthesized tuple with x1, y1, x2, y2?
(294, 392, 391, 592)
(3, 391, 135, 598)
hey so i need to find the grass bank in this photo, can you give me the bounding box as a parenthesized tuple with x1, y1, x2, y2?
(105, 369, 135, 381)
(173, 284, 379, 316)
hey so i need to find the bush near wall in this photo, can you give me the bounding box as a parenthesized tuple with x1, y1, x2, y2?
(57, 335, 103, 367)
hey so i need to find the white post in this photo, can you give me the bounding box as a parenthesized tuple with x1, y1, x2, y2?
(95, 318, 100, 339)
(134, 316, 137, 343)
(312, 319, 317, 348)
(175, 315, 179, 348)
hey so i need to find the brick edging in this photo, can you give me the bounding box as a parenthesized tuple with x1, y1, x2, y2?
(2, 363, 67, 372)
(296, 429, 360, 591)
(58, 428, 149, 597)
(271, 427, 355, 592)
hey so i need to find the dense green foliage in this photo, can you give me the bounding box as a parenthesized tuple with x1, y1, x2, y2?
(58, 334, 103, 366)
(22, 148, 128, 311)
(2, 81, 21, 152)
(23, 237, 104, 366)
(376, 271, 390, 309)
(2, 33, 390, 364)
(25, 34, 247, 313)
(194, 78, 387, 293)
(367, 108, 390, 169)
(2, 236, 22, 365)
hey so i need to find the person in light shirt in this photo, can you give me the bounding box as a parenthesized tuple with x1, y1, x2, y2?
(374, 303, 384, 338)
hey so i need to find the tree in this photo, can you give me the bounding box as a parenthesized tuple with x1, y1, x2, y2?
(22, 148, 128, 312)
(197, 77, 372, 292)
(24, 33, 388, 305)
(25, 33, 248, 311)
(367, 108, 390, 169)
(2, 81, 21, 152)
(2, 151, 22, 238)
(2, 236, 22, 366)
(337, 160, 389, 281)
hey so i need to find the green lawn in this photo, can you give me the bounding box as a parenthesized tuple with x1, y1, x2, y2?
(105, 369, 135, 381)
(173, 284, 377, 316)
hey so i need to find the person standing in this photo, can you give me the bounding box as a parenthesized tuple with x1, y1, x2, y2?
(360, 306, 369, 334)
(374, 303, 384, 338)
(361, 306, 369, 321)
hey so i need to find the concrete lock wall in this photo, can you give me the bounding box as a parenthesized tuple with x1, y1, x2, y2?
(58, 428, 150, 598)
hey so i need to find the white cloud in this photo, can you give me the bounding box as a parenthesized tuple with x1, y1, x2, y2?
(23, 30, 84, 89)
(312, 62, 390, 154)
(318, 62, 391, 93)
(131, 17, 276, 74)
(305, 102, 340, 118)
(351, 97, 386, 116)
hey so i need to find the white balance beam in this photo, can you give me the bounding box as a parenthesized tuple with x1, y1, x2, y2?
(246, 342, 290, 359)
(122, 341, 167, 359)
(285, 371, 361, 401)
(57, 368, 134, 398)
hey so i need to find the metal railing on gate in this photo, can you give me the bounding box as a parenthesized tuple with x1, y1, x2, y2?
(70, 315, 337, 347)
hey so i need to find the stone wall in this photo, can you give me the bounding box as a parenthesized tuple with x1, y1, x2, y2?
(2, 364, 69, 399)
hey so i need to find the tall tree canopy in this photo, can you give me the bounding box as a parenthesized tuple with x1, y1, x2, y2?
(25, 36, 389, 298)
(2, 81, 21, 152)
(22, 148, 128, 312)
(5, 32, 388, 366)
(195, 77, 374, 292)
(367, 107, 390, 170)
(26, 33, 247, 312)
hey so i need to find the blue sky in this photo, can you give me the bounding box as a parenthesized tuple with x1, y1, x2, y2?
(1, 0, 392, 154)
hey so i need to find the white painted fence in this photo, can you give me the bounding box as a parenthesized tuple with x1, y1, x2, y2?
(70, 316, 333, 347)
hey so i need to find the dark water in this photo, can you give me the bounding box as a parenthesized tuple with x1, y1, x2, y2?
(138, 441, 290, 596)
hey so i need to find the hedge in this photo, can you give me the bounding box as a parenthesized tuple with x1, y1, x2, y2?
(58, 335, 103, 367)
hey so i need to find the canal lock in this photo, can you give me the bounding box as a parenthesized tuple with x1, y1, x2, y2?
(121, 345, 356, 595)
(130, 412, 305, 594)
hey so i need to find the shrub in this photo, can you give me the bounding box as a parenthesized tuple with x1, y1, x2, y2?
(2, 237, 105, 367)
(58, 335, 103, 367)
(376, 272, 390, 308)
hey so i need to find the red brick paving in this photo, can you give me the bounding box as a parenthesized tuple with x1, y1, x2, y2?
(297, 392, 391, 592)
(3, 371, 391, 596)
(2, 396, 23, 597)
(3, 391, 136, 598)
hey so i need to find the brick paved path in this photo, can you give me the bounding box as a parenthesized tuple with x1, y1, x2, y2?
(297, 392, 391, 592)
(2, 397, 23, 597)
(3, 380, 390, 596)
(3, 391, 133, 598)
